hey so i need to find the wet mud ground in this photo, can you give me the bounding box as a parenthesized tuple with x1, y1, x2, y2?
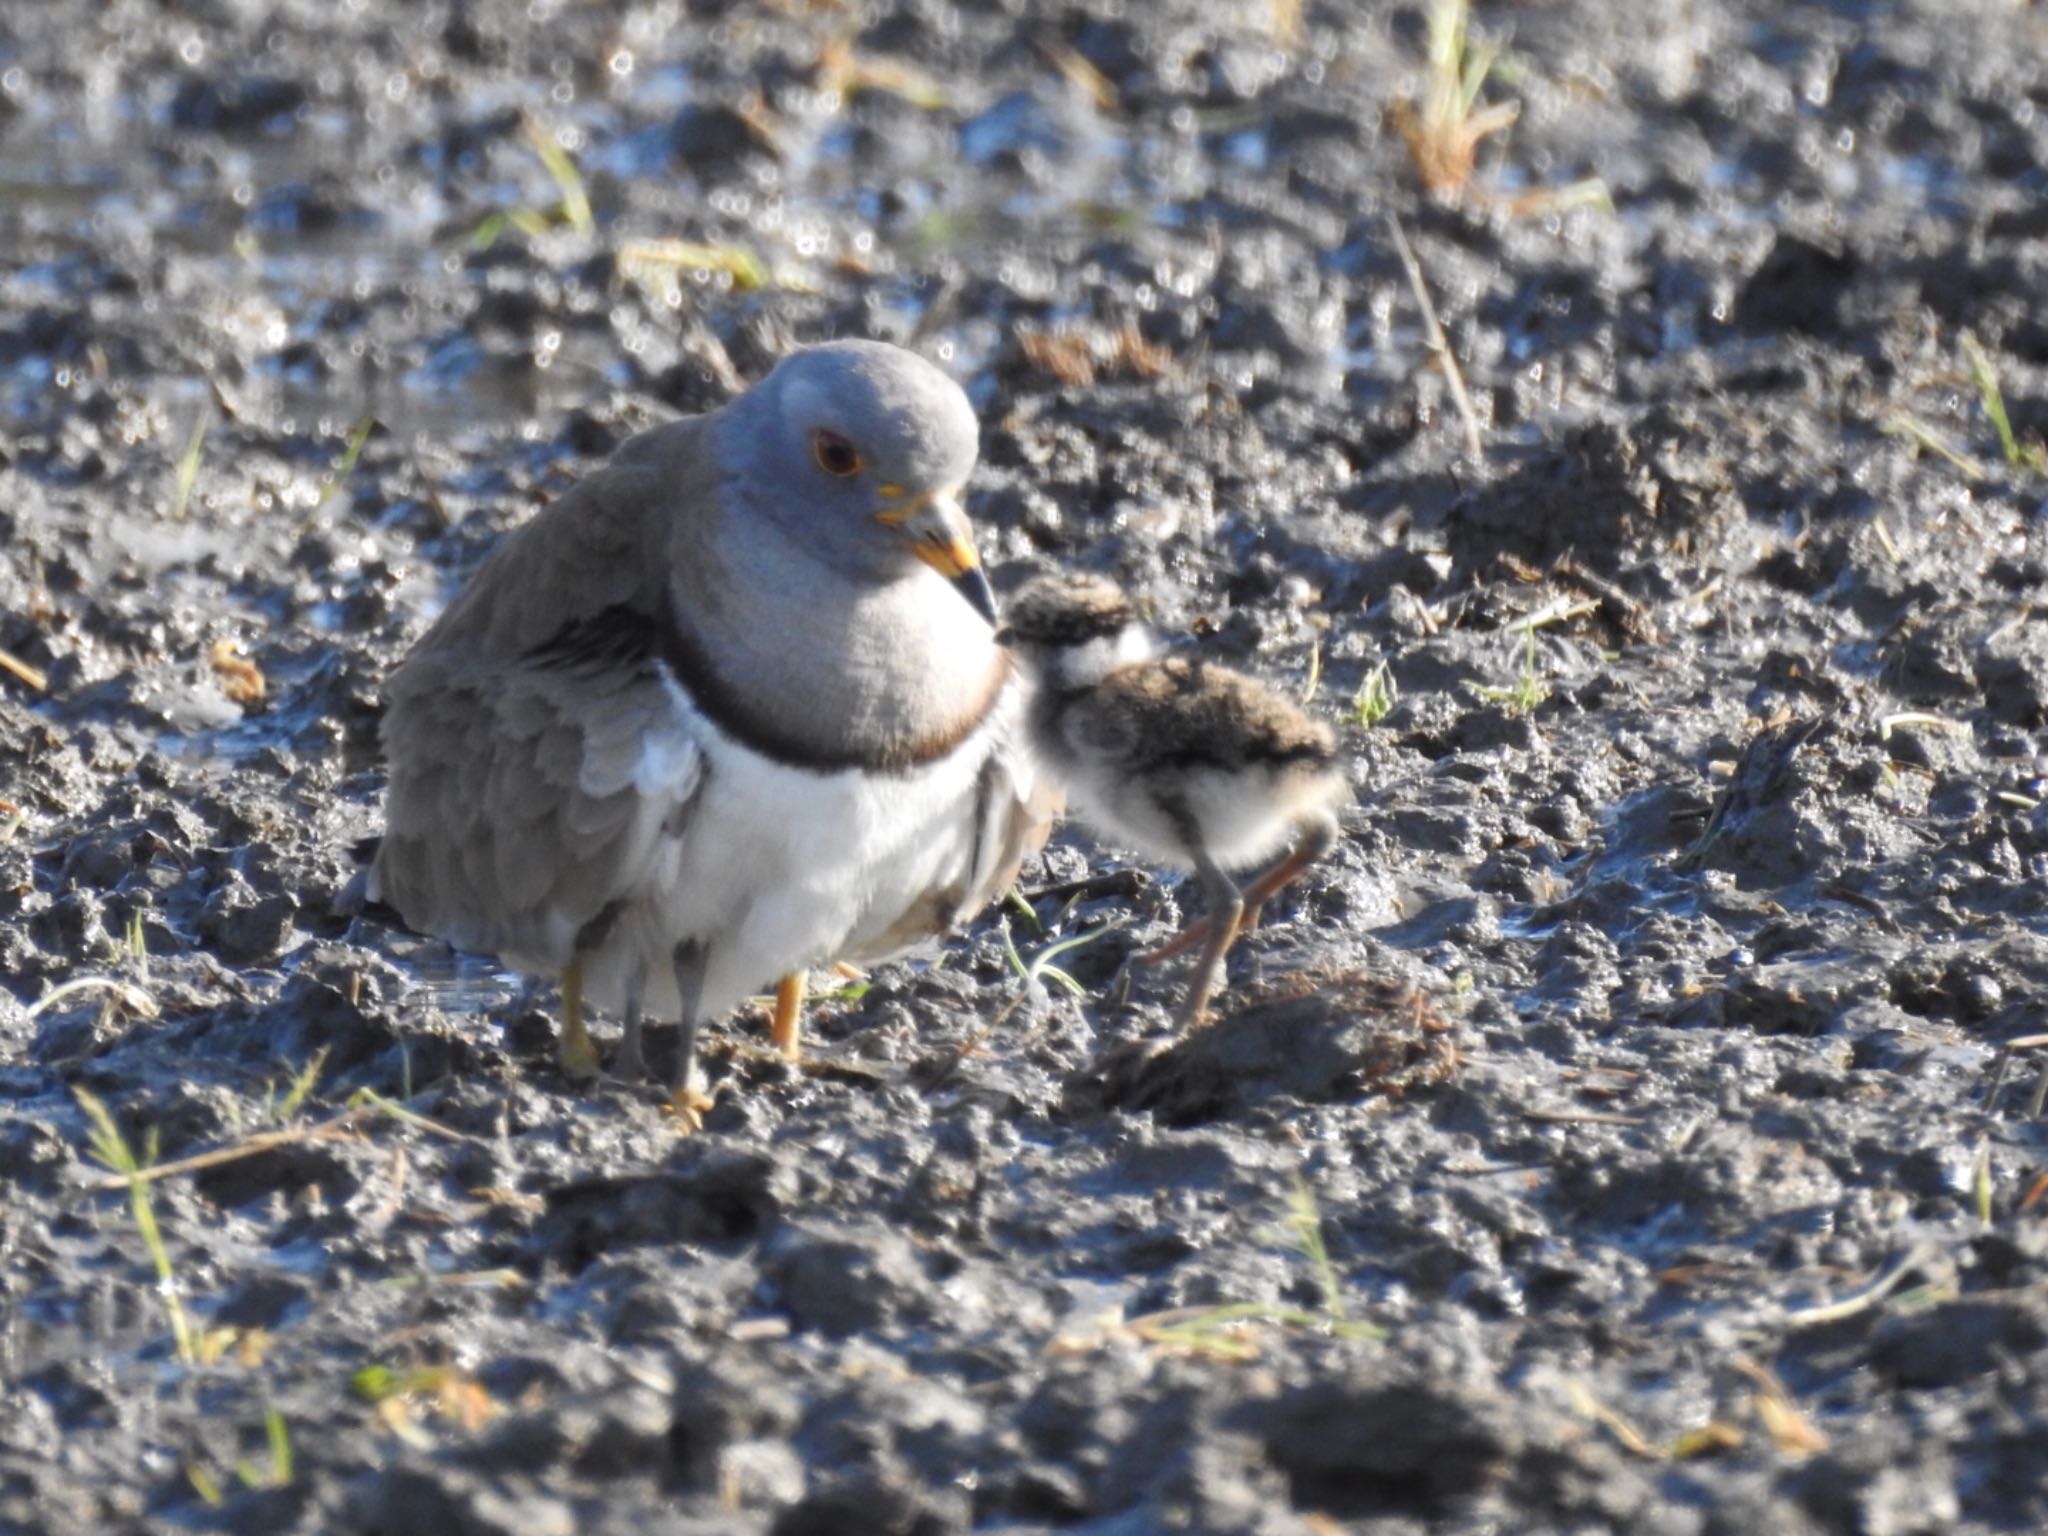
(3, 0, 2048, 1530)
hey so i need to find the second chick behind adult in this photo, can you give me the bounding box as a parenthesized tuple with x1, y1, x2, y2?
(999, 572, 1348, 1025)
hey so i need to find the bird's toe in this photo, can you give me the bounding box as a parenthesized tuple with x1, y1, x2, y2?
(557, 1031, 603, 1083)
(664, 1082, 715, 1133)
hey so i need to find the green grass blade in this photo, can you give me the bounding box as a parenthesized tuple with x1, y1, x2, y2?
(74, 1088, 196, 1365)
(316, 416, 378, 509)
(265, 1406, 293, 1485)
(169, 409, 209, 521)
(523, 114, 593, 236)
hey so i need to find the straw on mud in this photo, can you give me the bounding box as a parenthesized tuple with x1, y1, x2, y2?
(619, 238, 772, 293)
(1984, 602, 2035, 650)
(364, 1144, 409, 1228)
(1108, 1300, 1382, 1362)
(1267, 0, 1304, 53)
(1880, 411, 1986, 480)
(1878, 711, 1961, 741)
(0, 647, 48, 692)
(1385, 213, 1485, 461)
(1568, 1381, 1743, 1461)
(79, 1091, 480, 1193)
(1036, 38, 1118, 111)
(209, 638, 268, 705)
(817, 38, 952, 111)
(1551, 557, 1660, 643)
(352, 1364, 497, 1441)
(1507, 597, 1601, 633)
(381, 1266, 525, 1291)
(1678, 575, 1724, 610)
(1523, 1106, 1642, 1127)
(25, 975, 157, 1022)
(1779, 1242, 1940, 1328)
(1734, 1357, 1829, 1457)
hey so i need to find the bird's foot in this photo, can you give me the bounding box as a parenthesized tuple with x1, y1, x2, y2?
(664, 1081, 715, 1133)
(557, 1030, 603, 1084)
(661, 1047, 715, 1130)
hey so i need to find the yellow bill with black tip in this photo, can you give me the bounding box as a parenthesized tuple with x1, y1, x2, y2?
(877, 488, 997, 626)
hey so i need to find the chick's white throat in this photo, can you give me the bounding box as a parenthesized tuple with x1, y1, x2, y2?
(1041, 622, 1157, 692)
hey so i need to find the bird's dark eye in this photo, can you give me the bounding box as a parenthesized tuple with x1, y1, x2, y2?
(813, 429, 862, 477)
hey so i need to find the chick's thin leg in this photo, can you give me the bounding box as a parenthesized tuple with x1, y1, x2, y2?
(1235, 811, 1339, 932)
(1136, 813, 1338, 963)
(557, 955, 601, 1081)
(770, 971, 806, 1061)
(1176, 848, 1245, 1029)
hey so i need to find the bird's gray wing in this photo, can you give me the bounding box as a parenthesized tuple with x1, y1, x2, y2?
(412, 416, 707, 659)
(372, 417, 722, 965)
(373, 639, 705, 968)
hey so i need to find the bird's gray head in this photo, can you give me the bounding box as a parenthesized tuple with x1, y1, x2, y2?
(724, 340, 994, 624)
(996, 571, 1156, 690)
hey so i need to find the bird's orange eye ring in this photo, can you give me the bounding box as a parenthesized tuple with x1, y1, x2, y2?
(813, 429, 862, 477)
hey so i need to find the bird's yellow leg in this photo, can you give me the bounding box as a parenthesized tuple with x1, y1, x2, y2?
(557, 956, 601, 1081)
(770, 971, 806, 1061)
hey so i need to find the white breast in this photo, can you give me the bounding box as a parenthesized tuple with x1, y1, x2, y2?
(1065, 757, 1342, 875)
(576, 670, 1028, 1021)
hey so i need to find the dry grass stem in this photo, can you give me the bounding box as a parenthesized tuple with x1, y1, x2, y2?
(0, 648, 48, 691)
(1386, 213, 1485, 460)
